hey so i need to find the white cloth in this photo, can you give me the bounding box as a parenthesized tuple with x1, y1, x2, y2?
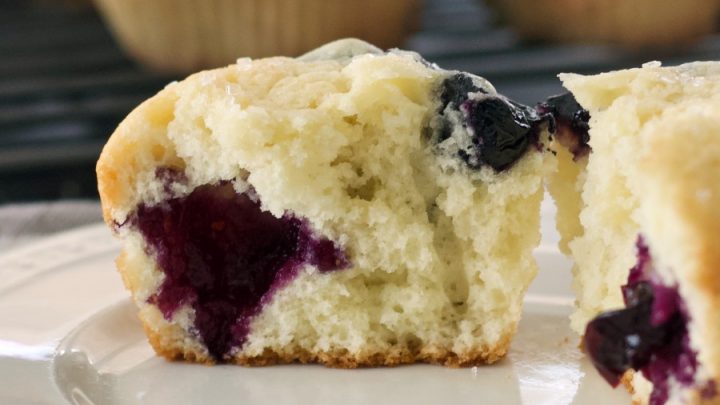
(0, 200, 103, 253)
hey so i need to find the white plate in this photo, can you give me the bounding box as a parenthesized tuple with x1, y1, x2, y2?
(0, 213, 631, 405)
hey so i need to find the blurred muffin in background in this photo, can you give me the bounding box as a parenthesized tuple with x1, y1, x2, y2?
(33, 0, 93, 9)
(486, 0, 720, 48)
(92, 0, 421, 73)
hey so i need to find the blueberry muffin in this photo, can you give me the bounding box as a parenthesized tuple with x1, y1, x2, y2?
(546, 62, 720, 404)
(487, 0, 720, 47)
(93, 0, 421, 73)
(96, 39, 556, 367)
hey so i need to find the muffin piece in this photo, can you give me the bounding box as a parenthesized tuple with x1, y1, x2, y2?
(487, 0, 720, 47)
(538, 92, 589, 255)
(96, 39, 555, 368)
(547, 62, 720, 404)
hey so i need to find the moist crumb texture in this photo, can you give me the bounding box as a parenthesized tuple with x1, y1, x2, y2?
(97, 39, 554, 367)
(133, 179, 348, 360)
(549, 62, 720, 404)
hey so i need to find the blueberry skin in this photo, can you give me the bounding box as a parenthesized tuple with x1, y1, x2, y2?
(584, 281, 676, 387)
(462, 97, 549, 171)
(435, 74, 485, 144)
(433, 73, 553, 172)
(537, 92, 591, 159)
(439, 74, 485, 114)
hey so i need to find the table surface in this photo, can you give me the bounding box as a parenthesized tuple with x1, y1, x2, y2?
(0, 200, 102, 253)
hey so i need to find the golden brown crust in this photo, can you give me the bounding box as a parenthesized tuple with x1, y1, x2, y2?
(143, 318, 512, 368)
(621, 372, 636, 395)
(638, 104, 720, 386)
(96, 79, 185, 225)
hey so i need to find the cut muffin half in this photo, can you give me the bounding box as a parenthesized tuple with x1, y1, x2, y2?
(96, 39, 556, 368)
(547, 62, 720, 404)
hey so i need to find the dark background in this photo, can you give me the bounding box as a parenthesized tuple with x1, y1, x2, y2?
(2, 0, 720, 202)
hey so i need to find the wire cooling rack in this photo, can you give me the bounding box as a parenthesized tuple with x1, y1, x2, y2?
(2, 0, 719, 201)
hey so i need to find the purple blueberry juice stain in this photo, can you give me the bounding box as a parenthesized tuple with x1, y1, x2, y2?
(702, 380, 719, 399)
(130, 174, 348, 360)
(585, 236, 716, 405)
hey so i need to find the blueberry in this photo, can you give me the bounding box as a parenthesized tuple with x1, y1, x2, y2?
(584, 236, 714, 405)
(432, 73, 552, 172)
(131, 172, 349, 360)
(584, 281, 674, 387)
(435, 74, 486, 144)
(439, 73, 485, 113)
(537, 92, 591, 159)
(463, 97, 548, 171)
